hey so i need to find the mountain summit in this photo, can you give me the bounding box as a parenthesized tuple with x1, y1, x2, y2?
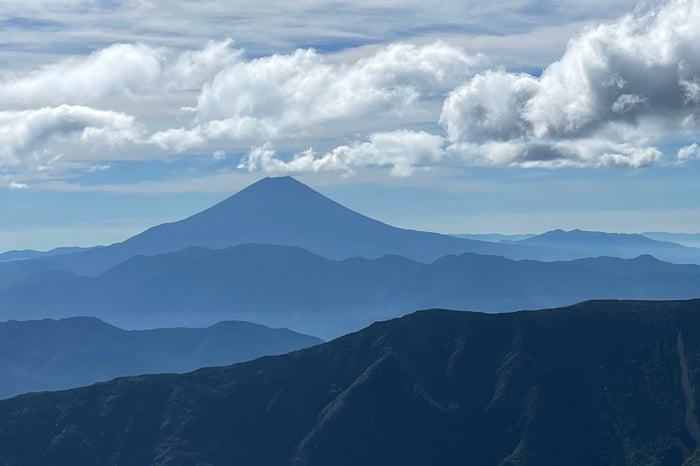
(126, 175, 405, 258)
(123, 175, 510, 261)
(0, 177, 533, 281)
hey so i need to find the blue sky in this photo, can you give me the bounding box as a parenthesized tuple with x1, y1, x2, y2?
(1, 0, 699, 250)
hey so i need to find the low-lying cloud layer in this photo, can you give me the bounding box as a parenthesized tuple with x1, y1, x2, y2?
(1, 0, 699, 184)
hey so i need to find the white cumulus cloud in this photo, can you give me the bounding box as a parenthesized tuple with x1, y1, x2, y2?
(152, 41, 487, 150)
(238, 130, 445, 177)
(1, 0, 698, 181)
(0, 40, 239, 108)
(678, 143, 700, 161)
(0, 105, 141, 170)
(440, 0, 700, 168)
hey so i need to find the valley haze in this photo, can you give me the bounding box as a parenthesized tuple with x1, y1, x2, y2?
(2, 176, 700, 338)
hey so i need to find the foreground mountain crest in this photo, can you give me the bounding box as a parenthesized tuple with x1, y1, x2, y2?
(2, 299, 700, 466)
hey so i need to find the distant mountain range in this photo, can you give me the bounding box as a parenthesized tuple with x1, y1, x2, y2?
(513, 229, 700, 264)
(454, 229, 700, 264)
(451, 233, 535, 242)
(2, 178, 700, 294)
(3, 180, 697, 275)
(2, 299, 700, 466)
(1, 176, 699, 338)
(644, 232, 700, 248)
(0, 246, 98, 263)
(0, 177, 547, 290)
(0, 316, 321, 400)
(2, 243, 700, 337)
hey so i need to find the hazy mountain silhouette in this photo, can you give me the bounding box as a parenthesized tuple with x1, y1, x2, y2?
(0, 177, 545, 289)
(0, 316, 321, 400)
(118, 176, 525, 262)
(2, 299, 700, 465)
(451, 233, 535, 242)
(517, 229, 700, 263)
(6, 178, 700, 292)
(0, 246, 97, 263)
(2, 244, 699, 337)
(644, 232, 700, 249)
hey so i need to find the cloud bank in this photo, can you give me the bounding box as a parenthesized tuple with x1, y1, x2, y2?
(0, 105, 139, 170)
(0, 40, 239, 107)
(440, 0, 700, 168)
(151, 42, 487, 149)
(227, 0, 700, 175)
(2, 0, 699, 184)
(239, 131, 445, 177)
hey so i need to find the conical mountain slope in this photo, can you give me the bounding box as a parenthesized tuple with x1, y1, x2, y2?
(0, 177, 534, 281)
(121, 176, 519, 261)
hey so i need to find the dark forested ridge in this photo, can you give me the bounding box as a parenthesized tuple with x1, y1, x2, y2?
(0, 317, 321, 400)
(2, 299, 700, 465)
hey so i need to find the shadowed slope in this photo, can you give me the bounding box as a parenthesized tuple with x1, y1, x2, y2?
(0, 317, 321, 400)
(1, 300, 700, 465)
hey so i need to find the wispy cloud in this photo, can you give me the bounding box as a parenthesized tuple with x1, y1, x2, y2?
(0, 1, 638, 64)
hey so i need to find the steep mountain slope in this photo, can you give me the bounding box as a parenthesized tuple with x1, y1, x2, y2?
(119, 176, 526, 262)
(0, 317, 321, 400)
(518, 229, 700, 263)
(1, 299, 700, 466)
(0, 177, 538, 290)
(2, 244, 699, 337)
